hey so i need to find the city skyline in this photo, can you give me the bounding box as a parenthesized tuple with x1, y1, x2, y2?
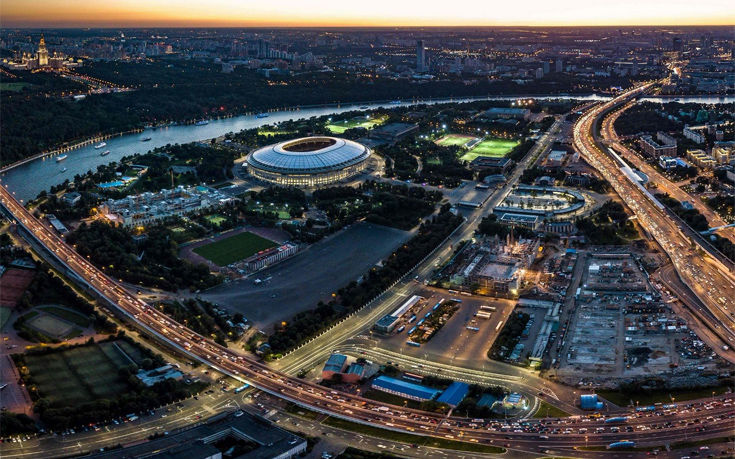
(3, 0, 735, 27)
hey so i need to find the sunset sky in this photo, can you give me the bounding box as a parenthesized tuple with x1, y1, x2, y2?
(2, 0, 734, 27)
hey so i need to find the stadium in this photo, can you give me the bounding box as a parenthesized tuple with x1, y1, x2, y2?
(245, 136, 371, 187)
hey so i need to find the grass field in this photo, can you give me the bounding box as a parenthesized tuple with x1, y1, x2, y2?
(0, 307, 11, 329)
(27, 314, 74, 338)
(193, 231, 277, 266)
(533, 401, 571, 418)
(459, 138, 519, 162)
(204, 214, 227, 226)
(39, 306, 90, 328)
(435, 134, 478, 147)
(326, 116, 385, 134)
(25, 342, 132, 404)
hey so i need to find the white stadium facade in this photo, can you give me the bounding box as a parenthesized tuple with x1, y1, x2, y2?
(245, 136, 371, 187)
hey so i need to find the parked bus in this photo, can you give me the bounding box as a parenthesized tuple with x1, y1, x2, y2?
(406, 341, 421, 347)
(396, 325, 406, 333)
(234, 383, 250, 393)
(480, 305, 496, 312)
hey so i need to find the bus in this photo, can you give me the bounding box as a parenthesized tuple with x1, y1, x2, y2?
(407, 326, 417, 335)
(457, 201, 483, 208)
(396, 325, 406, 333)
(406, 341, 421, 347)
(604, 416, 628, 424)
(480, 305, 496, 312)
(234, 383, 250, 393)
(466, 326, 480, 332)
(607, 441, 635, 449)
(408, 314, 417, 323)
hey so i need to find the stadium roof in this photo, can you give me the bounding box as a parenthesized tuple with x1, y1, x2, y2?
(248, 136, 370, 174)
(436, 381, 469, 407)
(371, 376, 441, 401)
(322, 353, 347, 373)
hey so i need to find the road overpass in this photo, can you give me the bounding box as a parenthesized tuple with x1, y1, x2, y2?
(1, 103, 732, 453)
(572, 83, 735, 363)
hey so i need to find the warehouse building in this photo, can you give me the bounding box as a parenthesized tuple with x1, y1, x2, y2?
(370, 376, 441, 401)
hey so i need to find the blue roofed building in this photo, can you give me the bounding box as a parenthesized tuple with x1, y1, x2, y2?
(321, 353, 347, 380)
(370, 376, 441, 401)
(436, 381, 470, 407)
(580, 394, 604, 410)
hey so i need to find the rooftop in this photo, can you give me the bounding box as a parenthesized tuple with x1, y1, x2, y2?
(371, 375, 441, 400)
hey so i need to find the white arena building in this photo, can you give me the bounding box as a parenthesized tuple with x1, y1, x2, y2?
(245, 136, 371, 187)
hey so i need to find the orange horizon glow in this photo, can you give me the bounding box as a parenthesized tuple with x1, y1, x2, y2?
(2, 0, 734, 28)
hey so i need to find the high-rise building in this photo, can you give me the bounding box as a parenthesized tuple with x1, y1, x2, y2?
(416, 40, 426, 73)
(555, 59, 563, 73)
(37, 34, 48, 66)
(542, 61, 550, 74)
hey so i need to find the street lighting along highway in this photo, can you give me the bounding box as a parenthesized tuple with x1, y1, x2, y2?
(1, 98, 734, 450)
(571, 82, 735, 362)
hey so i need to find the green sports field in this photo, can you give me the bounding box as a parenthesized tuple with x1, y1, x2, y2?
(435, 134, 478, 147)
(204, 214, 227, 226)
(193, 231, 277, 266)
(459, 138, 519, 162)
(24, 342, 132, 404)
(326, 116, 385, 134)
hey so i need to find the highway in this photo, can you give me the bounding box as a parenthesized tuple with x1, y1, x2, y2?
(601, 99, 735, 243)
(1, 105, 733, 453)
(572, 83, 735, 363)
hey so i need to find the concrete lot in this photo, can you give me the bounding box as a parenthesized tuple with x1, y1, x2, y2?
(201, 222, 411, 329)
(376, 289, 516, 367)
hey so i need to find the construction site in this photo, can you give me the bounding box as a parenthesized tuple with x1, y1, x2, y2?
(444, 233, 540, 298)
(552, 253, 729, 389)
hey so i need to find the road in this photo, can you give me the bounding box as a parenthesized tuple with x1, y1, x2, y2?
(572, 82, 735, 363)
(601, 100, 735, 243)
(2, 106, 733, 454)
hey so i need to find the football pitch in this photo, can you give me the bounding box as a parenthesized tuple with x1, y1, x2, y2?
(459, 138, 519, 162)
(193, 231, 277, 266)
(435, 134, 478, 147)
(326, 116, 385, 134)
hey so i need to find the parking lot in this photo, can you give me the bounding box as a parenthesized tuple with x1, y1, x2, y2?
(201, 222, 411, 329)
(376, 289, 516, 366)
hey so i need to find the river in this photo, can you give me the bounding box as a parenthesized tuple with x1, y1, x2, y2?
(1, 93, 731, 202)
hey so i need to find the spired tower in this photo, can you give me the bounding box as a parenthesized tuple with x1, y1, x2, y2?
(37, 35, 49, 66)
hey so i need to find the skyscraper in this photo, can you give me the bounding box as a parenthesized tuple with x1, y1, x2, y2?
(37, 34, 49, 66)
(555, 59, 563, 73)
(416, 40, 426, 73)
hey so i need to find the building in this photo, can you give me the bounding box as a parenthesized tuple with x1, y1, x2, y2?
(555, 59, 563, 73)
(544, 150, 567, 168)
(658, 156, 689, 169)
(481, 107, 531, 120)
(370, 376, 441, 401)
(687, 149, 716, 169)
(436, 381, 469, 407)
(713, 145, 734, 165)
(498, 213, 541, 230)
(37, 35, 49, 66)
(246, 137, 371, 187)
(374, 295, 422, 333)
(46, 214, 69, 234)
(683, 125, 706, 144)
(246, 243, 298, 271)
(368, 123, 419, 143)
(99, 186, 232, 227)
(638, 135, 676, 158)
(469, 156, 512, 175)
(416, 40, 427, 72)
(91, 411, 306, 459)
(501, 392, 528, 410)
(656, 131, 678, 148)
(580, 394, 604, 410)
(61, 192, 81, 206)
(136, 365, 184, 386)
(321, 353, 347, 380)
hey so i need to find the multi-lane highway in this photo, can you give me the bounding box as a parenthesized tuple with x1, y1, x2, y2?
(1, 101, 734, 454)
(572, 83, 735, 363)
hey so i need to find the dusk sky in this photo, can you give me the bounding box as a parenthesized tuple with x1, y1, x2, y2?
(3, 0, 734, 27)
